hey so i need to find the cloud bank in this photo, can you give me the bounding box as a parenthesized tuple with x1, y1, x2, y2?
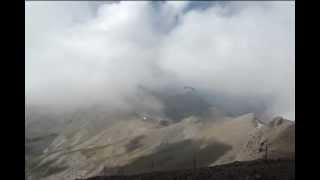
(26, 1, 295, 120)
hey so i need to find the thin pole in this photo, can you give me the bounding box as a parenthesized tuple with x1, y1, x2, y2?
(151, 159, 155, 171)
(265, 143, 269, 161)
(193, 152, 197, 170)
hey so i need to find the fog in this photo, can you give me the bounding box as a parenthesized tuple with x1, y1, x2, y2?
(25, 1, 295, 121)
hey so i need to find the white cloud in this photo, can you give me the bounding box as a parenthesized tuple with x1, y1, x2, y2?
(26, 1, 295, 120)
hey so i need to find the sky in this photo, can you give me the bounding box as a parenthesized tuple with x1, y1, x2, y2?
(25, 1, 295, 120)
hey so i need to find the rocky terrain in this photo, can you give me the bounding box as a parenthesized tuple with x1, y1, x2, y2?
(25, 89, 294, 180)
(25, 107, 294, 180)
(82, 159, 295, 180)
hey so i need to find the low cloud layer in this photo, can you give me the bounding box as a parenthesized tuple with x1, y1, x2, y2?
(26, 1, 295, 120)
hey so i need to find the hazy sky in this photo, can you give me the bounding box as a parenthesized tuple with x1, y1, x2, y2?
(25, 1, 295, 120)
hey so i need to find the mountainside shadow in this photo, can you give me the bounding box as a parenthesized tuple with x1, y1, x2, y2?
(118, 139, 232, 175)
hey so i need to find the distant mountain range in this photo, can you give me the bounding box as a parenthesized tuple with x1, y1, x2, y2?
(26, 102, 294, 180)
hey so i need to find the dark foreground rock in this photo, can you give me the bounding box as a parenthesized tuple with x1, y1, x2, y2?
(81, 159, 295, 180)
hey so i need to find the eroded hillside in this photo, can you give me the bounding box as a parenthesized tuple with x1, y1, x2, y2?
(26, 110, 294, 180)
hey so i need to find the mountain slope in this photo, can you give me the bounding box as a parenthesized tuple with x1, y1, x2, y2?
(26, 112, 294, 180)
(85, 159, 295, 180)
(237, 117, 295, 161)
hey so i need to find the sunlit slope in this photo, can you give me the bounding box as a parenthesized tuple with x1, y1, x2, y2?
(28, 113, 294, 180)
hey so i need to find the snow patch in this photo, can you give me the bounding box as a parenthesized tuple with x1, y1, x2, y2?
(257, 122, 263, 129)
(53, 136, 67, 149)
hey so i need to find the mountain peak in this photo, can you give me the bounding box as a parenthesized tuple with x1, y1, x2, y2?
(269, 116, 292, 127)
